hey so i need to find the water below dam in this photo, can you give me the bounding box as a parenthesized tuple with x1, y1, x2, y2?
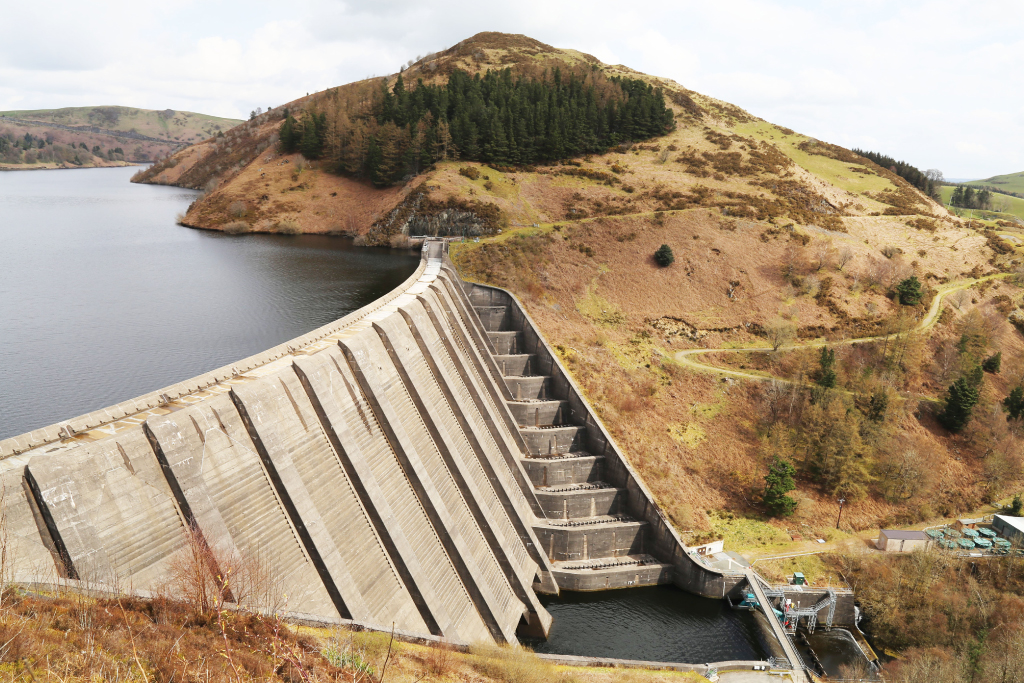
(0, 166, 420, 440)
(527, 586, 771, 663)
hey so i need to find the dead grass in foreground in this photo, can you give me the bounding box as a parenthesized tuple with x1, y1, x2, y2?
(0, 589, 707, 683)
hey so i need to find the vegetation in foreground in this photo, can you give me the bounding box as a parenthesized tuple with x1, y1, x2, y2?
(0, 589, 707, 683)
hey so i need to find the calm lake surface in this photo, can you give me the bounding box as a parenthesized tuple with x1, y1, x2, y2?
(528, 585, 771, 663)
(0, 167, 419, 440)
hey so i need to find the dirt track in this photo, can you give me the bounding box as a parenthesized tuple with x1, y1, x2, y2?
(674, 275, 1008, 397)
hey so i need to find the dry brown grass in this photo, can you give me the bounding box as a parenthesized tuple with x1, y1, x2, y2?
(0, 588, 710, 683)
(453, 211, 1024, 539)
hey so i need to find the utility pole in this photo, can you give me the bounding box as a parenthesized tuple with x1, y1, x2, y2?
(836, 498, 846, 530)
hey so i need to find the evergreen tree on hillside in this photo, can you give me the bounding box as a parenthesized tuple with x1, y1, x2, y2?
(279, 114, 300, 153)
(896, 276, 923, 305)
(763, 457, 798, 517)
(982, 351, 1002, 374)
(654, 244, 674, 267)
(964, 187, 976, 209)
(1004, 385, 1024, 421)
(951, 185, 964, 207)
(310, 66, 675, 185)
(817, 346, 837, 389)
(939, 366, 983, 432)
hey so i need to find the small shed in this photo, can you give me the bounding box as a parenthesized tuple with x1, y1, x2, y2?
(876, 529, 930, 552)
(956, 517, 985, 531)
(993, 516, 1024, 547)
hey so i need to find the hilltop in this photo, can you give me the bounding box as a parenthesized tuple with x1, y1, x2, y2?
(0, 106, 242, 169)
(139, 31, 1024, 558)
(967, 169, 1024, 196)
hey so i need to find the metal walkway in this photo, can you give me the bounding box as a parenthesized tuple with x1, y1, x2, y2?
(743, 569, 811, 682)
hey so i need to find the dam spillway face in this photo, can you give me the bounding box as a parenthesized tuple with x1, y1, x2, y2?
(0, 240, 739, 644)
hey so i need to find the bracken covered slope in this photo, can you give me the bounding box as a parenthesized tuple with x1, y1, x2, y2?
(139, 32, 1024, 546)
(0, 106, 242, 168)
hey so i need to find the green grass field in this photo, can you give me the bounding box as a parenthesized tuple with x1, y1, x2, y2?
(965, 170, 1024, 196)
(939, 185, 1024, 222)
(0, 106, 242, 144)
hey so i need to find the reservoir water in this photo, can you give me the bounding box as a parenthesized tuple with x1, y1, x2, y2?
(0, 167, 419, 440)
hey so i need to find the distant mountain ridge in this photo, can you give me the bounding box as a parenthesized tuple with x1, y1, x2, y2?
(0, 106, 242, 169)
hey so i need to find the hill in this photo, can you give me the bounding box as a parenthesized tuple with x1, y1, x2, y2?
(138, 31, 1024, 562)
(0, 106, 242, 169)
(967, 169, 1024, 196)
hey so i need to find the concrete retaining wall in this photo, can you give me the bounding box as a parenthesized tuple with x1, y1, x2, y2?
(454, 273, 747, 600)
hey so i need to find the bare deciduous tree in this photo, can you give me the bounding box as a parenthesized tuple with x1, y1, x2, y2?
(836, 246, 854, 271)
(949, 288, 971, 310)
(765, 317, 797, 351)
(813, 238, 836, 271)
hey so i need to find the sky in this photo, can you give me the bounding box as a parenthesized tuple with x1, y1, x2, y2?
(2, 0, 1022, 179)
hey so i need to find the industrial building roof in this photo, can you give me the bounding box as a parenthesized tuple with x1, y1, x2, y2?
(880, 529, 928, 540)
(995, 516, 1024, 533)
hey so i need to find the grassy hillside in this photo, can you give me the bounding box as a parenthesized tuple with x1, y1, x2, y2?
(967, 169, 1024, 195)
(0, 106, 242, 169)
(0, 106, 241, 144)
(141, 30, 1024, 558)
(939, 185, 1024, 222)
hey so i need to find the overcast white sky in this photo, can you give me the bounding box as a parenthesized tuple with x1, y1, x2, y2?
(2, 0, 1021, 178)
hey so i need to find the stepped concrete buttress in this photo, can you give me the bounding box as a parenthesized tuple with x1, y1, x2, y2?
(0, 238, 756, 646)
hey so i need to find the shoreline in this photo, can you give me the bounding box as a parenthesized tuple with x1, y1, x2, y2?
(0, 161, 141, 172)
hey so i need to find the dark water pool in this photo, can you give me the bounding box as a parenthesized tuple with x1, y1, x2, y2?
(803, 629, 879, 680)
(0, 167, 420, 439)
(526, 585, 772, 664)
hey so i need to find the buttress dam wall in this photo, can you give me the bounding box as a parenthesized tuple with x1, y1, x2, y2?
(0, 239, 751, 644)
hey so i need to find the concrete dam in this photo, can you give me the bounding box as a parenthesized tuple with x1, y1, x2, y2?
(0, 239, 845, 660)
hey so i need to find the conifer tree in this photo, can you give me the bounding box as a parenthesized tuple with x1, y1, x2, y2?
(939, 368, 982, 432)
(867, 388, 889, 422)
(763, 457, 798, 517)
(982, 351, 1002, 374)
(1004, 385, 1024, 421)
(300, 118, 321, 159)
(896, 276, 923, 305)
(654, 244, 674, 267)
(818, 346, 837, 389)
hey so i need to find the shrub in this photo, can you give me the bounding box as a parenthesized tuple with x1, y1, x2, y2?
(895, 275, 923, 305)
(423, 638, 456, 677)
(458, 166, 481, 180)
(982, 351, 1002, 373)
(275, 220, 301, 235)
(1010, 493, 1023, 516)
(223, 221, 250, 234)
(654, 244, 675, 267)
(228, 200, 248, 218)
(470, 643, 570, 683)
